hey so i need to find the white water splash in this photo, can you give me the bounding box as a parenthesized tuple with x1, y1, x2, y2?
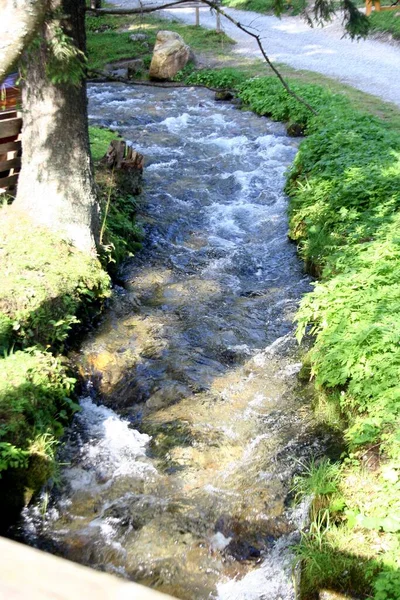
(160, 113, 191, 132)
(65, 398, 156, 490)
(217, 535, 297, 600)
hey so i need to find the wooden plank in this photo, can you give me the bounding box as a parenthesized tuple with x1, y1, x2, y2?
(0, 537, 178, 600)
(0, 140, 21, 154)
(0, 117, 22, 138)
(0, 174, 19, 188)
(0, 110, 17, 121)
(0, 157, 21, 171)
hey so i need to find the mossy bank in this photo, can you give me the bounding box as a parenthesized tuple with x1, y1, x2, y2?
(0, 127, 143, 528)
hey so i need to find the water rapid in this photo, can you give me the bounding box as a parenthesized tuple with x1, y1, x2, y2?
(21, 84, 321, 600)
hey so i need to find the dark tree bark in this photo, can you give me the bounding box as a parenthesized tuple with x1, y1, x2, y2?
(14, 0, 100, 253)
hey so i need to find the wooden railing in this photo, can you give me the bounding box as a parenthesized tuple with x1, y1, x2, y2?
(0, 111, 22, 195)
(1, 536, 178, 600)
(0, 74, 22, 196)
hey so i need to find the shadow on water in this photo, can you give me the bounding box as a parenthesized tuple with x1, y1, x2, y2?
(17, 84, 341, 600)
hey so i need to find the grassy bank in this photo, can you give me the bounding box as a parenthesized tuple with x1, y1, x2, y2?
(86, 12, 235, 73)
(0, 205, 110, 522)
(237, 76, 400, 599)
(174, 64, 400, 596)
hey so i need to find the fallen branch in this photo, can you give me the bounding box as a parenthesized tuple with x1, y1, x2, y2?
(88, 68, 226, 93)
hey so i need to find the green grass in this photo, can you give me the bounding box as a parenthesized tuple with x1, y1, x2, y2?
(86, 13, 235, 72)
(89, 125, 118, 162)
(370, 11, 400, 41)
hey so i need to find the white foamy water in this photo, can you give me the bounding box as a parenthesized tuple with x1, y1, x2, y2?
(160, 112, 191, 131)
(64, 398, 156, 491)
(217, 536, 296, 600)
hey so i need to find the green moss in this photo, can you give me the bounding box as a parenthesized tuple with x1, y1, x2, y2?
(0, 206, 110, 351)
(89, 125, 119, 162)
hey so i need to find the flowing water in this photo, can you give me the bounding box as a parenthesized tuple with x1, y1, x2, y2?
(21, 84, 321, 599)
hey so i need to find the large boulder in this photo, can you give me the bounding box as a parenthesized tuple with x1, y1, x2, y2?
(149, 30, 191, 81)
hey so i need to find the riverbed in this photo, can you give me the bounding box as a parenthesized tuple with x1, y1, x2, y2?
(21, 84, 320, 600)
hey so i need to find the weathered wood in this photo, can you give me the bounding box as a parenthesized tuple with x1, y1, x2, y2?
(0, 140, 21, 154)
(0, 157, 21, 172)
(102, 139, 127, 168)
(0, 110, 17, 121)
(0, 116, 22, 138)
(0, 536, 177, 600)
(0, 174, 19, 189)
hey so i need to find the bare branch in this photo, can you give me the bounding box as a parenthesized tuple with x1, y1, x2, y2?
(86, 0, 199, 16)
(200, 0, 318, 115)
(87, 0, 318, 116)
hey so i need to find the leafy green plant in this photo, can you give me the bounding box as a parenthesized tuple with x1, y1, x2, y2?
(181, 67, 248, 89)
(0, 443, 28, 475)
(374, 570, 400, 600)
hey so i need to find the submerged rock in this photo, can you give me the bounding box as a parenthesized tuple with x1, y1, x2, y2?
(149, 31, 191, 81)
(215, 91, 234, 102)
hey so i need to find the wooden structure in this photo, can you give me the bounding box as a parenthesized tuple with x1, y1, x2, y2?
(164, 0, 222, 31)
(0, 536, 178, 600)
(0, 74, 22, 196)
(365, 0, 399, 15)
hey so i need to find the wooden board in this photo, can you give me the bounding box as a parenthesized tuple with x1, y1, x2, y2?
(0, 157, 21, 172)
(0, 174, 19, 189)
(0, 140, 21, 154)
(0, 536, 178, 600)
(0, 116, 22, 138)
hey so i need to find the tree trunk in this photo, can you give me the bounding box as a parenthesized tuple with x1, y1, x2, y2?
(15, 0, 100, 254)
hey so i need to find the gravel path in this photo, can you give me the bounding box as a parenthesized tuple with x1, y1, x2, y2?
(109, 0, 400, 107)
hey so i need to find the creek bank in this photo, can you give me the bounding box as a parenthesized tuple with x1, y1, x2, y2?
(225, 74, 400, 598)
(0, 129, 143, 530)
(150, 63, 400, 597)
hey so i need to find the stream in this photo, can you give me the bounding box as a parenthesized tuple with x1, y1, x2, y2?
(21, 83, 321, 600)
